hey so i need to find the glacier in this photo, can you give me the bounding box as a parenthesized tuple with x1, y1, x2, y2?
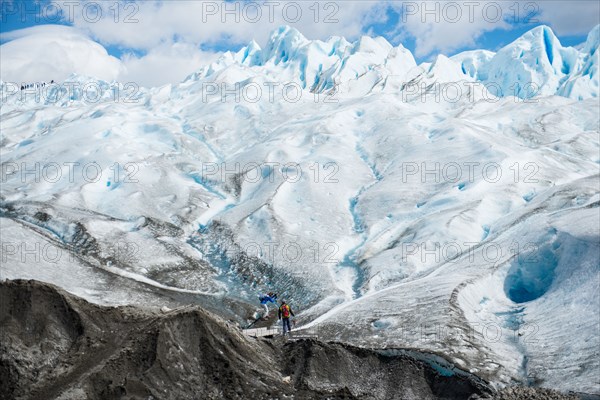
(1, 24, 599, 395)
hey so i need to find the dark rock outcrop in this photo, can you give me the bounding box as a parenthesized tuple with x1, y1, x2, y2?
(0, 280, 585, 400)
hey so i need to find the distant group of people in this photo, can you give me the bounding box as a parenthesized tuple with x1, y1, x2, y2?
(259, 292, 296, 335)
(20, 80, 54, 90)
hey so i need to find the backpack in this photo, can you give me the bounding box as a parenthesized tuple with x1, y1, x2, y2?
(281, 304, 290, 318)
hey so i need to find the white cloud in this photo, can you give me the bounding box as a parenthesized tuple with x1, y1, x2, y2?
(0, 25, 122, 83)
(389, 0, 599, 58)
(536, 1, 600, 36)
(62, 0, 383, 50)
(389, 1, 512, 58)
(119, 43, 220, 87)
(0, 25, 221, 87)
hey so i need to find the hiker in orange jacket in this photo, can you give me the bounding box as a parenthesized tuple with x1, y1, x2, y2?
(278, 300, 295, 335)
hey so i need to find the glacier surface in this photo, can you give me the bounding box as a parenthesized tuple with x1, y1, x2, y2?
(1, 24, 599, 394)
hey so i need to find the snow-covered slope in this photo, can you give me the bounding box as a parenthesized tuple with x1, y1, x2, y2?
(1, 25, 599, 395)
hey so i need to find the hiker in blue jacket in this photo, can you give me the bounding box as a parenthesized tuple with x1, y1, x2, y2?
(259, 292, 277, 318)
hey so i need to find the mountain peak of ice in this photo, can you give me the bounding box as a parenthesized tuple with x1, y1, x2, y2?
(446, 24, 595, 99)
(36, 24, 598, 101)
(263, 25, 310, 64)
(582, 24, 600, 55)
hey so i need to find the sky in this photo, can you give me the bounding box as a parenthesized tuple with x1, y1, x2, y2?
(1, 0, 599, 87)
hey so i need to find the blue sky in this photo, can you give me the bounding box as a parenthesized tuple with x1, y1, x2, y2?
(1, 0, 598, 85)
